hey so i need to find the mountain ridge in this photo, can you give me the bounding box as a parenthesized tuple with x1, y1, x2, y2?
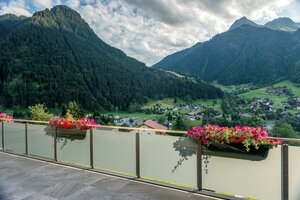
(265, 17, 300, 32)
(154, 21, 300, 85)
(228, 16, 300, 32)
(229, 16, 259, 30)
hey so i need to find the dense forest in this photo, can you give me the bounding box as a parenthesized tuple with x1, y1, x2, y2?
(0, 5, 223, 111)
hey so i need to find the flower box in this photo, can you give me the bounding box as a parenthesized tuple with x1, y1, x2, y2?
(0, 113, 13, 123)
(46, 117, 99, 140)
(201, 142, 269, 161)
(188, 125, 281, 160)
(45, 126, 87, 140)
(49, 117, 99, 130)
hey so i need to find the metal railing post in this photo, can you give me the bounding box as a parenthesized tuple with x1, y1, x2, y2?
(90, 129, 94, 169)
(25, 123, 28, 155)
(54, 127, 57, 161)
(197, 140, 202, 190)
(282, 143, 289, 200)
(136, 131, 140, 178)
(1, 121, 4, 151)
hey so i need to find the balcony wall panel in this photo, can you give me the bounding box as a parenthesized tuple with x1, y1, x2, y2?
(28, 124, 54, 159)
(3, 122, 25, 154)
(289, 146, 300, 200)
(56, 130, 90, 167)
(140, 134, 197, 188)
(202, 147, 281, 200)
(0, 122, 2, 149)
(93, 128, 136, 176)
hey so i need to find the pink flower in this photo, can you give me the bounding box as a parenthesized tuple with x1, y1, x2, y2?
(49, 117, 100, 130)
(0, 113, 14, 123)
(187, 125, 280, 151)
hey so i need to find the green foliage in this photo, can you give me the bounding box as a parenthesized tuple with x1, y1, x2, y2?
(291, 61, 300, 83)
(201, 109, 220, 117)
(63, 101, 84, 120)
(245, 115, 266, 127)
(157, 116, 166, 124)
(173, 117, 188, 131)
(28, 104, 52, 121)
(221, 94, 241, 114)
(202, 115, 265, 128)
(167, 112, 173, 121)
(93, 115, 113, 125)
(173, 97, 177, 103)
(275, 116, 300, 133)
(173, 116, 200, 131)
(128, 103, 141, 113)
(271, 122, 299, 138)
(12, 110, 27, 119)
(0, 6, 223, 112)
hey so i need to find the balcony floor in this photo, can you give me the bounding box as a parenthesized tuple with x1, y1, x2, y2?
(0, 152, 218, 200)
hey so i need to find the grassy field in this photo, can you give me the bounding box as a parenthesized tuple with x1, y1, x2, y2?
(142, 98, 222, 111)
(102, 111, 161, 119)
(212, 82, 234, 93)
(212, 81, 253, 94)
(239, 80, 300, 109)
(272, 80, 300, 96)
(239, 88, 286, 109)
(193, 99, 223, 111)
(108, 98, 223, 120)
(141, 98, 184, 109)
(187, 119, 202, 127)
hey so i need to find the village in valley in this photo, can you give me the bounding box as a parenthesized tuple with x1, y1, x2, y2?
(100, 83, 300, 137)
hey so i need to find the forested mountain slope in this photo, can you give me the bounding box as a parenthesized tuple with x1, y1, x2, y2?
(0, 5, 223, 111)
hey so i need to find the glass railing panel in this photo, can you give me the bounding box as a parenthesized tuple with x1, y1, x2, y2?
(0, 122, 3, 149)
(56, 128, 90, 167)
(202, 146, 281, 199)
(3, 122, 25, 154)
(140, 132, 197, 188)
(93, 127, 136, 176)
(289, 145, 300, 200)
(27, 124, 54, 160)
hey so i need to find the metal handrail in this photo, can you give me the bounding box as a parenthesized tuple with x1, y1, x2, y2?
(2, 118, 300, 142)
(267, 137, 300, 143)
(2, 118, 187, 134)
(13, 119, 49, 124)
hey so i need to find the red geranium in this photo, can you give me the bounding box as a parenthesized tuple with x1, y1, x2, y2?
(49, 117, 99, 130)
(0, 113, 14, 123)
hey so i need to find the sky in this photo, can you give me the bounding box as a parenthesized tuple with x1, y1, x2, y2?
(1, 0, 300, 66)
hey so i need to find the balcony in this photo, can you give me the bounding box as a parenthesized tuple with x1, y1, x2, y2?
(0, 120, 299, 200)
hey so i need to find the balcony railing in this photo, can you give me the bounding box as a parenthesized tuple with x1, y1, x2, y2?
(0, 119, 299, 200)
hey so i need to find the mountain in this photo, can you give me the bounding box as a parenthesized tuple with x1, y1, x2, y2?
(229, 16, 300, 32)
(154, 23, 300, 85)
(0, 5, 223, 111)
(265, 17, 300, 32)
(228, 16, 259, 30)
(153, 42, 202, 71)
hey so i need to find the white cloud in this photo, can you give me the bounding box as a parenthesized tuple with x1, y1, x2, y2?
(0, 0, 298, 65)
(0, 0, 30, 16)
(31, 0, 56, 9)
